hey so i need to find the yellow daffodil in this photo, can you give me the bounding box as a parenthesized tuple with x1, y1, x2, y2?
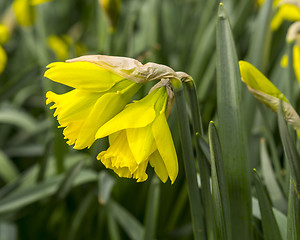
(293, 44, 300, 83)
(257, 0, 281, 7)
(45, 55, 181, 183)
(99, 0, 121, 31)
(271, 1, 300, 30)
(0, 45, 7, 74)
(45, 59, 143, 149)
(47, 35, 71, 60)
(0, 24, 10, 45)
(13, 0, 53, 26)
(96, 86, 178, 183)
(239, 61, 300, 134)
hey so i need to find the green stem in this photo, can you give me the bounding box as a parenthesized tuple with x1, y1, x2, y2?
(185, 80, 215, 240)
(172, 80, 205, 240)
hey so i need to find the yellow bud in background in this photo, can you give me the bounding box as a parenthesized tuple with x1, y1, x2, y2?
(280, 54, 288, 68)
(0, 45, 7, 74)
(47, 35, 71, 60)
(0, 24, 10, 45)
(99, 0, 121, 32)
(31, 0, 53, 6)
(13, 0, 35, 26)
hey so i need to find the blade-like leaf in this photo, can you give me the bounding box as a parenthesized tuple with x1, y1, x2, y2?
(55, 159, 85, 201)
(208, 122, 231, 240)
(287, 179, 300, 240)
(0, 169, 97, 214)
(260, 138, 287, 212)
(98, 171, 116, 205)
(143, 175, 160, 240)
(216, 3, 252, 239)
(109, 200, 144, 240)
(253, 169, 282, 240)
(252, 198, 287, 239)
(0, 150, 18, 183)
(278, 102, 300, 197)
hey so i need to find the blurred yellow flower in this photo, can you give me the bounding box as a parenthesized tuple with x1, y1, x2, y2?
(47, 35, 71, 60)
(271, 3, 300, 30)
(96, 86, 178, 183)
(280, 54, 288, 68)
(13, 0, 53, 26)
(99, 0, 121, 31)
(257, 0, 281, 6)
(0, 45, 7, 74)
(0, 24, 10, 45)
(293, 44, 300, 83)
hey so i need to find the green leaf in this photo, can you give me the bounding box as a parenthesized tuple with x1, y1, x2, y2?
(260, 138, 287, 213)
(248, 0, 272, 72)
(253, 169, 282, 240)
(208, 122, 231, 240)
(109, 200, 144, 240)
(216, 3, 252, 239)
(173, 81, 205, 240)
(98, 171, 116, 205)
(143, 175, 160, 240)
(68, 192, 95, 240)
(0, 222, 17, 240)
(55, 159, 85, 201)
(0, 107, 38, 134)
(252, 197, 287, 239)
(287, 179, 300, 240)
(0, 169, 97, 215)
(277, 102, 300, 197)
(0, 150, 18, 183)
(185, 81, 215, 240)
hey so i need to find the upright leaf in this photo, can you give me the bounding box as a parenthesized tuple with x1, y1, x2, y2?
(216, 3, 252, 239)
(208, 122, 231, 240)
(253, 169, 282, 240)
(277, 102, 300, 197)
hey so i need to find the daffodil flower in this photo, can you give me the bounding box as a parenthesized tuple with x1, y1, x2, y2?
(45, 58, 144, 149)
(239, 61, 300, 134)
(45, 55, 181, 183)
(0, 24, 9, 74)
(271, 0, 300, 30)
(96, 85, 178, 183)
(13, 0, 53, 26)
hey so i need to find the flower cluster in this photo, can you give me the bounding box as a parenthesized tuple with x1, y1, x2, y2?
(45, 55, 186, 183)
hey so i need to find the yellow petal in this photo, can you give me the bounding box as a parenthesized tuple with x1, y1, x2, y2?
(13, 0, 35, 26)
(293, 45, 300, 84)
(149, 150, 168, 183)
(74, 90, 135, 149)
(152, 113, 178, 184)
(95, 88, 164, 139)
(239, 61, 289, 102)
(46, 90, 101, 123)
(44, 62, 124, 92)
(0, 46, 7, 74)
(271, 4, 300, 30)
(126, 125, 155, 164)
